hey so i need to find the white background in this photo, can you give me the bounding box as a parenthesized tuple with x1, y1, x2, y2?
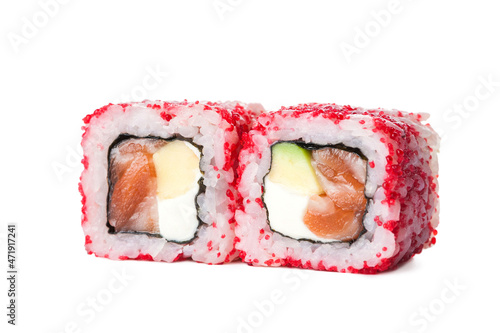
(1, 1, 499, 332)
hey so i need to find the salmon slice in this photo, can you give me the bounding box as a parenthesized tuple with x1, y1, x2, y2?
(108, 139, 166, 234)
(312, 148, 366, 211)
(304, 194, 364, 241)
(304, 148, 367, 241)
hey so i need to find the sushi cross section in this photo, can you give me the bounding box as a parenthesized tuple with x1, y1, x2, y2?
(80, 101, 439, 273)
(263, 142, 367, 243)
(107, 137, 202, 243)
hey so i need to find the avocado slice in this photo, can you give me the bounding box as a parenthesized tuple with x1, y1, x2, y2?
(267, 142, 324, 196)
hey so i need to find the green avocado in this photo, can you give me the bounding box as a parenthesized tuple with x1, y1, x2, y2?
(267, 142, 324, 195)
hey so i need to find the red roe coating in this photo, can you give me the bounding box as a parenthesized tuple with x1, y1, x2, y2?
(85, 235, 92, 245)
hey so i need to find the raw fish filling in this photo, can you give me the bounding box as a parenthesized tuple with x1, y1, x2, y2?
(107, 136, 202, 243)
(263, 142, 367, 242)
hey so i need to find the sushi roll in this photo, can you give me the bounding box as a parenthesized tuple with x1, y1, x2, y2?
(235, 103, 439, 273)
(80, 100, 262, 264)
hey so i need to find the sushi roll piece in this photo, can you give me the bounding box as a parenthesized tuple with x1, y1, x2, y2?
(235, 103, 439, 273)
(80, 100, 262, 264)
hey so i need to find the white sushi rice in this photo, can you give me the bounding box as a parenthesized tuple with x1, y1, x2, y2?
(235, 106, 439, 272)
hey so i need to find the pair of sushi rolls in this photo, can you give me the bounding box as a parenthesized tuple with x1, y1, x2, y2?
(235, 104, 439, 273)
(80, 101, 439, 273)
(80, 101, 261, 264)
